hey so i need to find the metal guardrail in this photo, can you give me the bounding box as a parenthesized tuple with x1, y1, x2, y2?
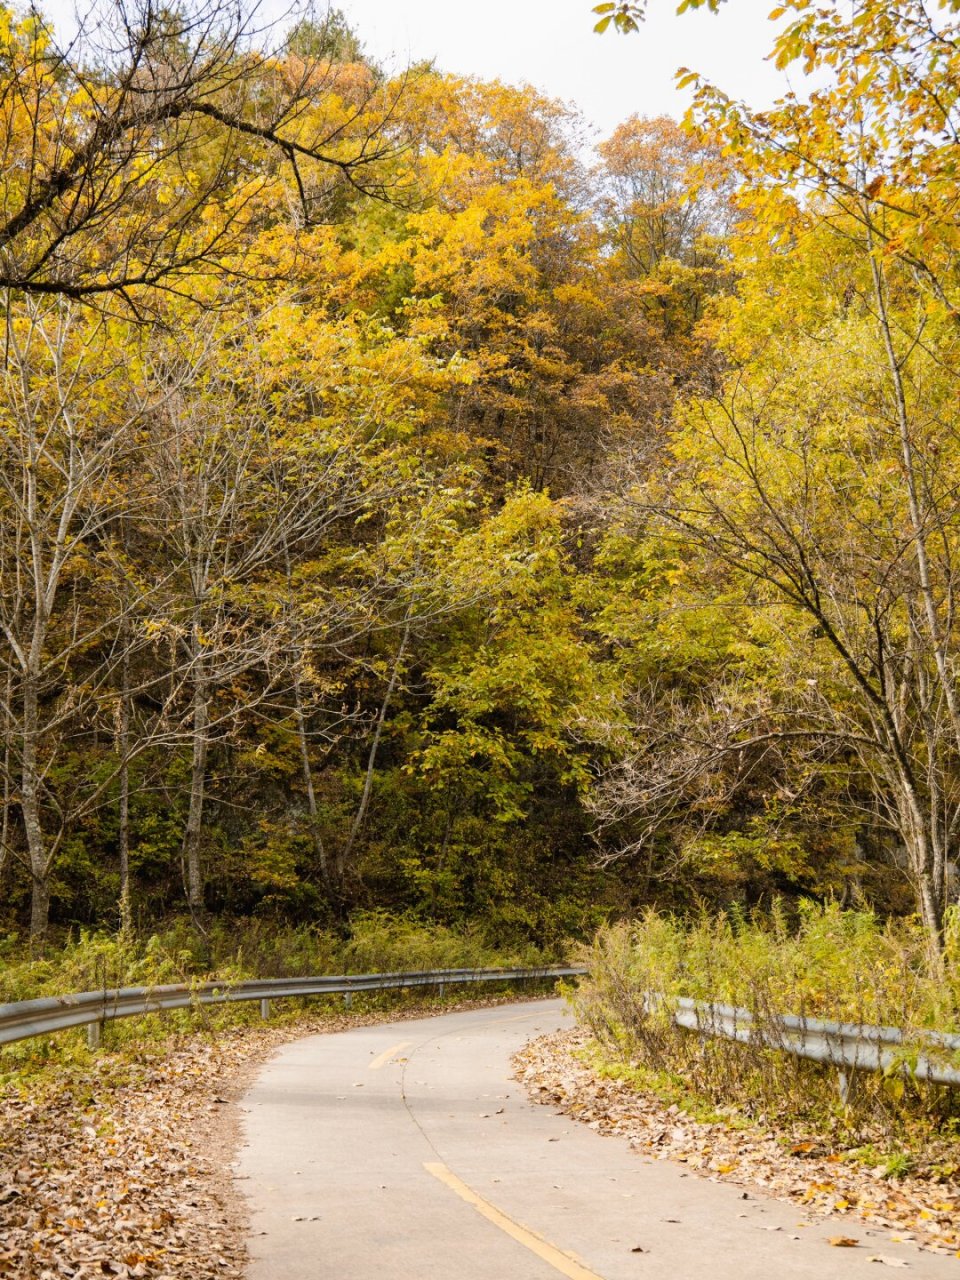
(0, 965, 588, 1050)
(669, 996, 960, 1092)
(4, 961, 958, 1094)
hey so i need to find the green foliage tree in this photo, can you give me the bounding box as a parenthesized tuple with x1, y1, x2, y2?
(0, 0, 740, 948)
(588, 0, 960, 956)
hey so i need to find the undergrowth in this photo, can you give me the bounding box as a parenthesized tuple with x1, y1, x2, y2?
(573, 904, 960, 1168)
(0, 912, 564, 1080)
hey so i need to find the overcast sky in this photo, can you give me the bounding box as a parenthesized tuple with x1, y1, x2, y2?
(39, 0, 803, 141)
(337, 0, 797, 139)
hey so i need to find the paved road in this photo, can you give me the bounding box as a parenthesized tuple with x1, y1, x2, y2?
(238, 998, 958, 1279)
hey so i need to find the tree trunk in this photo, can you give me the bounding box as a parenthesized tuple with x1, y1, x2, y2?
(894, 778, 946, 960)
(917, 872, 945, 957)
(183, 666, 209, 917)
(21, 673, 49, 943)
(118, 638, 132, 935)
(29, 873, 50, 943)
(0, 669, 11, 886)
(294, 673, 333, 899)
(339, 613, 412, 882)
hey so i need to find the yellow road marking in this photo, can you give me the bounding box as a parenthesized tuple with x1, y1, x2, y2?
(424, 1162, 604, 1280)
(368, 1040, 412, 1071)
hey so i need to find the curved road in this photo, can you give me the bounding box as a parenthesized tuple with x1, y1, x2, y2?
(238, 998, 957, 1279)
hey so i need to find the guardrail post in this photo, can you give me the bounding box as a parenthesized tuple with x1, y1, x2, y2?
(837, 1069, 852, 1104)
(86, 1021, 102, 1050)
(438, 981, 445, 999)
(260, 998, 271, 1020)
(343, 991, 352, 1010)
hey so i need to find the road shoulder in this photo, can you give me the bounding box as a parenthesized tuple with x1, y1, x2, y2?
(514, 1026, 960, 1261)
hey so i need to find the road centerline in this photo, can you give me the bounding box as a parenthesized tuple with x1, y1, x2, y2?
(368, 1039, 413, 1071)
(241, 1000, 960, 1279)
(424, 1160, 606, 1280)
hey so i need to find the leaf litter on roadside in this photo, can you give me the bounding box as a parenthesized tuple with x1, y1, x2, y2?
(0, 993, 522, 1279)
(512, 1029, 960, 1259)
(0, 1036, 249, 1280)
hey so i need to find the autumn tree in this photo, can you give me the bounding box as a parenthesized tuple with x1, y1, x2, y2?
(0, 300, 165, 938)
(241, 293, 476, 909)
(353, 485, 609, 938)
(138, 290, 458, 917)
(0, 0, 403, 308)
(369, 74, 685, 494)
(590, 0, 960, 954)
(597, 114, 735, 334)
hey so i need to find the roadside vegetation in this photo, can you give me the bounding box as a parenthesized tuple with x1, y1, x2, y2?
(0, 913, 562, 1082)
(573, 909, 960, 1171)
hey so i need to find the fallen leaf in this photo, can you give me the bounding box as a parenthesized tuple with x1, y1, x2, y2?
(2, 991, 515, 1280)
(829, 1237, 860, 1247)
(512, 1027, 960, 1262)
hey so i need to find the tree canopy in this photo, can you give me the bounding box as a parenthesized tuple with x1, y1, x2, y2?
(0, 0, 956, 959)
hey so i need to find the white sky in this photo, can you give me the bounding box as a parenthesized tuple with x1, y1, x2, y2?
(37, 0, 804, 142)
(338, 0, 797, 139)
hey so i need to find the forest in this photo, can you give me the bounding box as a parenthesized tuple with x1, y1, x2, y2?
(0, 0, 957, 962)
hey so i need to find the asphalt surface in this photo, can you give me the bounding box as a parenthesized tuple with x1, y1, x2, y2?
(237, 998, 959, 1279)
